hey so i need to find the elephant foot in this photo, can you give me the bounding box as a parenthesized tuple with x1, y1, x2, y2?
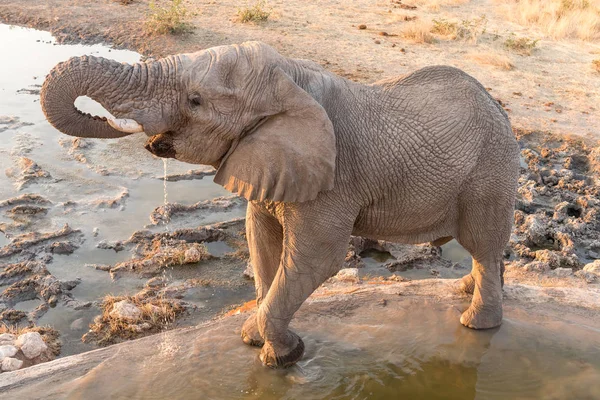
(460, 303, 502, 330)
(459, 273, 475, 294)
(259, 331, 305, 369)
(241, 314, 264, 347)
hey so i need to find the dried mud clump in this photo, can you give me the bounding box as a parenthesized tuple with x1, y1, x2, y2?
(508, 130, 600, 282)
(82, 294, 185, 346)
(149, 195, 246, 226)
(5, 157, 54, 190)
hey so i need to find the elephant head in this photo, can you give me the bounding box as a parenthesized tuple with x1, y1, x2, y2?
(41, 42, 336, 203)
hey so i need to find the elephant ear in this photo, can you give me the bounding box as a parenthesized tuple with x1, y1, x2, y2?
(214, 67, 336, 203)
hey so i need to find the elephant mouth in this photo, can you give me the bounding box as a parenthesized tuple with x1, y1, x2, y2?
(144, 133, 176, 158)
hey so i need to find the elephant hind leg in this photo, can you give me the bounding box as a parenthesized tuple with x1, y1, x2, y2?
(456, 192, 513, 329)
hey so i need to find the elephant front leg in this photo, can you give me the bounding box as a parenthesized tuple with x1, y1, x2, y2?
(256, 210, 352, 368)
(241, 202, 283, 347)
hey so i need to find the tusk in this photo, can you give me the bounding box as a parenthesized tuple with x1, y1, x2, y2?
(107, 117, 145, 133)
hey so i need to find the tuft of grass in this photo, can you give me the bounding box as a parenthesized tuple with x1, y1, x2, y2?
(504, 34, 539, 55)
(431, 15, 487, 41)
(401, 20, 436, 43)
(494, 0, 600, 41)
(237, 0, 271, 23)
(431, 18, 459, 36)
(467, 52, 515, 70)
(404, 0, 471, 12)
(83, 294, 185, 346)
(593, 59, 600, 72)
(145, 0, 194, 35)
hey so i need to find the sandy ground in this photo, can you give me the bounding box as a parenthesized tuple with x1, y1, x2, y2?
(1, 0, 599, 140)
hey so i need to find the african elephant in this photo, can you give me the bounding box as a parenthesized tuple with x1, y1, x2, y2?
(41, 41, 520, 368)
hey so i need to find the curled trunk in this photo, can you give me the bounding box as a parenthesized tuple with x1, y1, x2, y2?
(41, 56, 144, 139)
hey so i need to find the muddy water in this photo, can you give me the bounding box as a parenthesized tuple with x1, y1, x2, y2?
(0, 24, 246, 354)
(15, 300, 600, 400)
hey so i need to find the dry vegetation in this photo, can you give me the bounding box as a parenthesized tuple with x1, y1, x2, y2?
(594, 59, 600, 72)
(83, 294, 186, 346)
(467, 51, 515, 70)
(404, 0, 471, 12)
(401, 20, 435, 43)
(504, 33, 539, 55)
(495, 0, 600, 40)
(144, 0, 194, 35)
(431, 15, 487, 41)
(237, 0, 271, 23)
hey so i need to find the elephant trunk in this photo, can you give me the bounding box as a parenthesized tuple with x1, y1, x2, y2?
(41, 55, 171, 139)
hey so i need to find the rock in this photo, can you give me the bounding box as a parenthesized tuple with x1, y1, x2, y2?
(358, 24, 367, 29)
(333, 268, 360, 283)
(50, 241, 78, 255)
(109, 300, 141, 321)
(15, 332, 47, 359)
(575, 270, 597, 283)
(183, 247, 203, 263)
(0, 344, 18, 360)
(0, 333, 16, 345)
(243, 262, 254, 280)
(70, 318, 85, 331)
(589, 251, 599, 259)
(1, 357, 23, 372)
(583, 260, 600, 276)
(93, 227, 99, 237)
(524, 261, 551, 272)
(534, 250, 561, 269)
(551, 268, 573, 278)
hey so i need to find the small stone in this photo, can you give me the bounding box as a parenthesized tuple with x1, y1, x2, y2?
(551, 268, 573, 278)
(140, 322, 152, 331)
(0, 344, 18, 360)
(93, 227, 100, 237)
(378, 31, 388, 36)
(183, 247, 203, 263)
(334, 268, 360, 283)
(243, 262, 254, 280)
(70, 318, 85, 331)
(15, 332, 47, 359)
(358, 24, 367, 30)
(583, 260, 600, 276)
(50, 241, 78, 255)
(109, 300, 141, 321)
(524, 261, 551, 272)
(0, 333, 16, 345)
(1, 357, 23, 372)
(374, 40, 381, 44)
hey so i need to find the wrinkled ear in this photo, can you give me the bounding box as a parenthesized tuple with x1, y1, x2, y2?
(214, 67, 336, 203)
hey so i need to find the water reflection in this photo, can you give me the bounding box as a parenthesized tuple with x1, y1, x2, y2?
(11, 300, 598, 400)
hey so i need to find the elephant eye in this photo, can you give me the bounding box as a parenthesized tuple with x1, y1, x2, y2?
(189, 95, 202, 107)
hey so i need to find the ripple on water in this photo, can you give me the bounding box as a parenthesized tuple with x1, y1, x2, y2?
(23, 300, 600, 400)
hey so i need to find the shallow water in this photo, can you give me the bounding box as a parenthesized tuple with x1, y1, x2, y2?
(14, 300, 600, 400)
(0, 24, 246, 353)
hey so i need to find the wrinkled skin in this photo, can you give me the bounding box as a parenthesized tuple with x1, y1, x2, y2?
(41, 42, 520, 368)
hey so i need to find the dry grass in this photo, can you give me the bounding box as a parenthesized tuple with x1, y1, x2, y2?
(495, 0, 600, 41)
(431, 15, 487, 41)
(504, 33, 539, 55)
(404, 0, 471, 12)
(593, 59, 600, 72)
(467, 52, 515, 70)
(401, 20, 436, 43)
(83, 294, 185, 346)
(237, 0, 271, 23)
(145, 0, 194, 35)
